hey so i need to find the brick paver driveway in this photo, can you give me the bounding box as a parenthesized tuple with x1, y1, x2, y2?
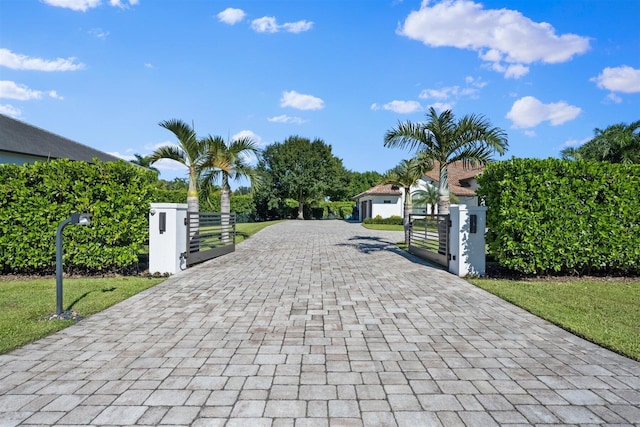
(1, 221, 639, 426)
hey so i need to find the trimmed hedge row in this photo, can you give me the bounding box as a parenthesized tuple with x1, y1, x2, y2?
(364, 215, 404, 225)
(476, 158, 640, 275)
(0, 159, 157, 274)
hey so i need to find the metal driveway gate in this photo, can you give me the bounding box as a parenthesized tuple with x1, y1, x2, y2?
(186, 212, 236, 267)
(408, 214, 450, 267)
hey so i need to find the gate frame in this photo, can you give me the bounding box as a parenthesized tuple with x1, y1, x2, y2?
(186, 212, 236, 267)
(408, 213, 450, 267)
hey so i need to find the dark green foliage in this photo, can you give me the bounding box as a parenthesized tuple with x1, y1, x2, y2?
(0, 159, 157, 274)
(153, 188, 186, 203)
(561, 120, 640, 164)
(318, 201, 355, 219)
(347, 171, 384, 198)
(256, 136, 348, 219)
(364, 215, 404, 225)
(477, 158, 640, 275)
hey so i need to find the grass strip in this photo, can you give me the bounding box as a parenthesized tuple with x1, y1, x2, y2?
(0, 276, 165, 354)
(361, 223, 404, 231)
(468, 278, 640, 361)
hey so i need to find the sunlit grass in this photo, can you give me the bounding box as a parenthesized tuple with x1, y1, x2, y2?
(468, 278, 640, 361)
(0, 276, 165, 354)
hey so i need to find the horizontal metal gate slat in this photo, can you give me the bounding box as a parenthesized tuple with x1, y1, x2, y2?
(186, 212, 236, 267)
(408, 214, 449, 267)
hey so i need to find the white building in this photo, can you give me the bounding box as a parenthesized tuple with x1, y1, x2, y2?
(354, 161, 485, 221)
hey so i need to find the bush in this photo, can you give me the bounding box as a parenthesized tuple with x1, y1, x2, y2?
(0, 159, 157, 274)
(318, 201, 354, 219)
(477, 158, 640, 275)
(363, 215, 404, 225)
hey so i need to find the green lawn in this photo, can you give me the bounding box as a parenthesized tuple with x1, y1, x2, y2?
(468, 278, 640, 361)
(0, 220, 284, 355)
(361, 223, 404, 231)
(0, 276, 165, 354)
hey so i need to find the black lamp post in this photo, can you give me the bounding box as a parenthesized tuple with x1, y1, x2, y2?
(55, 213, 92, 316)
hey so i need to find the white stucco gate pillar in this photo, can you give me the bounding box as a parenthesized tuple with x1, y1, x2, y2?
(149, 203, 188, 275)
(448, 205, 487, 277)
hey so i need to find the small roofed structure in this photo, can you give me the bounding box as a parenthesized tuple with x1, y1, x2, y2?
(422, 161, 484, 205)
(0, 113, 121, 165)
(353, 161, 486, 222)
(353, 183, 403, 222)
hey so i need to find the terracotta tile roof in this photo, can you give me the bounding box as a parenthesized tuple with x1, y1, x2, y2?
(423, 161, 484, 197)
(354, 184, 402, 199)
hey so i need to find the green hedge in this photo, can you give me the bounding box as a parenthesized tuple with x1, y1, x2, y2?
(0, 159, 157, 274)
(477, 158, 640, 275)
(363, 215, 404, 225)
(318, 201, 355, 219)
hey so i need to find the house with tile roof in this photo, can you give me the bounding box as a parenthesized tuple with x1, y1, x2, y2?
(354, 161, 485, 222)
(0, 113, 121, 165)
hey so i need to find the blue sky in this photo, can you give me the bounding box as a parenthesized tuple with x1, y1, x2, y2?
(1, 0, 639, 184)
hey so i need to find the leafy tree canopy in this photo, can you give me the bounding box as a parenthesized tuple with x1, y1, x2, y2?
(257, 135, 347, 219)
(561, 120, 640, 164)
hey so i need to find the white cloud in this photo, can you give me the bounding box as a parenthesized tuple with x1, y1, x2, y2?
(560, 136, 589, 149)
(251, 16, 313, 33)
(268, 114, 306, 124)
(0, 104, 21, 118)
(418, 76, 485, 110)
(398, 0, 590, 79)
(427, 101, 452, 112)
(0, 48, 85, 72)
(0, 81, 63, 101)
(506, 96, 581, 128)
(232, 130, 264, 146)
(504, 64, 530, 79)
(606, 93, 622, 104)
(282, 20, 314, 33)
(217, 8, 246, 25)
(524, 130, 536, 137)
(144, 63, 154, 69)
(89, 28, 109, 39)
(153, 158, 188, 171)
(109, 0, 138, 8)
(43, 0, 137, 11)
(280, 90, 324, 110)
(591, 65, 640, 93)
(374, 100, 422, 114)
(42, 0, 101, 12)
(252, 17, 279, 33)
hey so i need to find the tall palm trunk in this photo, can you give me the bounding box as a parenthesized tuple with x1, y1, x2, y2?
(220, 174, 231, 244)
(403, 186, 412, 246)
(187, 166, 200, 252)
(437, 163, 450, 255)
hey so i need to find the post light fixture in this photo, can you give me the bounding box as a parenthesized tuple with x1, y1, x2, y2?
(55, 213, 92, 316)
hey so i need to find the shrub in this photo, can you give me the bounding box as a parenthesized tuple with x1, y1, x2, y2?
(0, 159, 157, 274)
(477, 158, 640, 275)
(363, 215, 404, 225)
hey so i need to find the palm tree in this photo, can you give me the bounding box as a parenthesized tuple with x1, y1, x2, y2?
(380, 158, 432, 245)
(150, 119, 211, 213)
(131, 153, 159, 174)
(411, 185, 438, 215)
(561, 120, 640, 164)
(384, 107, 508, 215)
(200, 134, 260, 242)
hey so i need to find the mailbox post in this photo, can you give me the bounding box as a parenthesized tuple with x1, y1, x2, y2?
(56, 213, 92, 316)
